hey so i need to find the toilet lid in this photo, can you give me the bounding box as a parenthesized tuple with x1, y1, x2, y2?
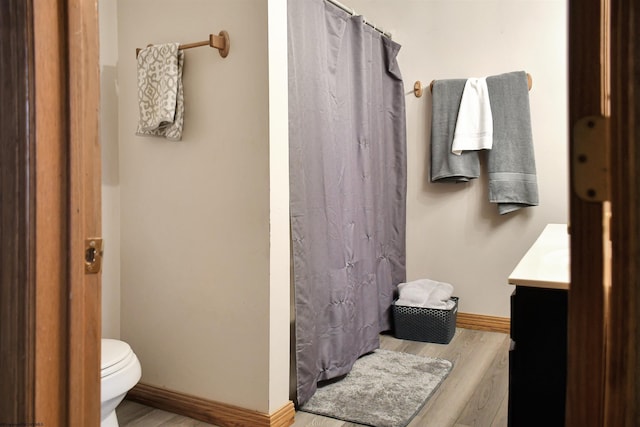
(101, 339, 134, 377)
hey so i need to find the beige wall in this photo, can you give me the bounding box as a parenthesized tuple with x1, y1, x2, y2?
(349, 0, 569, 317)
(100, 0, 120, 339)
(116, 0, 289, 413)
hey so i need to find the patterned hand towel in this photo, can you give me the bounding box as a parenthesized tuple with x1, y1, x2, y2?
(136, 43, 185, 141)
(486, 71, 538, 214)
(430, 79, 480, 183)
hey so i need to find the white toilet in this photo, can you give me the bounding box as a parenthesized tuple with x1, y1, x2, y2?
(101, 339, 142, 427)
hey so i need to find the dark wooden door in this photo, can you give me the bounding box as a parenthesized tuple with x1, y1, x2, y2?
(566, 0, 608, 425)
(567, 0, 639, 425)
(0, 1, 37, 421)
(605, 0, 639, 425)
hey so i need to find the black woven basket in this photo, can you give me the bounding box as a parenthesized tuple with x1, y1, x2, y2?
(392, 297, 458, 344)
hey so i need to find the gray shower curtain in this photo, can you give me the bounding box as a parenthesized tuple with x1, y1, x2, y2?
(288, 0, 407, 406)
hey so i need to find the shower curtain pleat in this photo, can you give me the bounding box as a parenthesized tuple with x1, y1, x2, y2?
(288, 0, 407, 406)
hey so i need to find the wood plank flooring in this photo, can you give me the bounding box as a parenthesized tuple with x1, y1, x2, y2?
(117, 328, 510, 427)
(117, 400, 218, 426)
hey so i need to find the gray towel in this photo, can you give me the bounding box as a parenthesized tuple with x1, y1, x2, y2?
(486, 71, 538, 214)
(430, 79, 480, 183)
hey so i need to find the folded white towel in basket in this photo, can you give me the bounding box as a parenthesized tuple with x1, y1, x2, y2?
(396, 279, 455, 310)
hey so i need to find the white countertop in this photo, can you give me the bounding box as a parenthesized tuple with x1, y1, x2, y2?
(508, 223, 570, 290)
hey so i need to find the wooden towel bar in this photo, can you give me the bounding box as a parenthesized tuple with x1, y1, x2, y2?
(413, 73, 533, 98)
(135, 31, 230, 58)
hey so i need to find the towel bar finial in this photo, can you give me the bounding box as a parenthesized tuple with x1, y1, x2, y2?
(413, 81, 423, 98)
(210, 31, 230, 58)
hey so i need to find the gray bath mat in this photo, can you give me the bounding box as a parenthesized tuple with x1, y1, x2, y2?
(299, 349, 452, 427)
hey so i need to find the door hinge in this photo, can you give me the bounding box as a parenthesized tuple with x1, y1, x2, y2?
(572, 115, 610, 202)
(85, 237, 104, 274)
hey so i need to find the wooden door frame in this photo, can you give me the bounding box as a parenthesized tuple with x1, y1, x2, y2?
(1, 0, 101, 425)
(33, 0, 70, 424)
(66, 0, 102, 422)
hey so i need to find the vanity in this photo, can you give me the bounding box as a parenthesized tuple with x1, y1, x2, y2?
(507, 223, 569, 427)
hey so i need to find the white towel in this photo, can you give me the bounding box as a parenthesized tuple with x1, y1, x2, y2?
(136, 43, 185, 141)
(451, 78, 493, 155)
(396, 278, 455, 309)
(426, 286, 454, 309)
